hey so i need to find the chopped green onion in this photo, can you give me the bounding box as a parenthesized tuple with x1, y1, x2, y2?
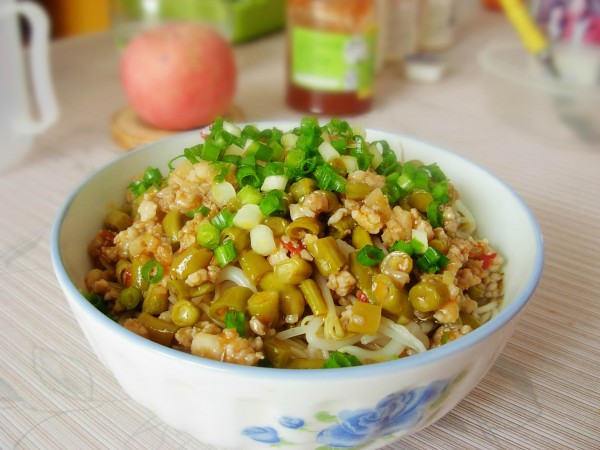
(210, 209, 234, 231)
(415, 246, 450, 273)
(83, 292, 111, 317)
(350, 135, 373, 171)
(427, 201, 442, 228)
(246, 140, 273, 162)
(357, 245, 385, 267)
(128, 167, 164, 197)
(239, 153, 256, 167)
(313, 164, 346, 193)
(432, 181, 451, 204)
(127, 179, 147, 197)
(397, 173, 414, 191)
(263, 162, 285, 178)
(390, 240, 414, 256)
(285, 148, 306, 170)
(237, 166, 261, 189)
(224, 309, 246, 336)
(426, 163, 447, 182)
(215, 239, 237, 267)
(410, 229, 429, 255)
(143, 167, 163, 187)
(260, 190, 287, 216)
(382, 182, 404, 205)
(261, 175, 288, 192)
(233, 204, 264, 230)
(413, 170, 430, 190)
(221, 154, 241, 165)
(141, 260, 164, 284)
(183, 144, 202, 164)
(200, 142, 221, 162)
(237, 185, 263, 205)
(324, 351, 362, 368)
(318, 141, 340, 162)
(197, 222, 221, 249)
(185, 205, 210, 219)
(213, 162, 231, 183)
(241, 124, 260, 139)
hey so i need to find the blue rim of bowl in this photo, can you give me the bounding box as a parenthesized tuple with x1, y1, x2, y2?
(50, 125, 545, 381)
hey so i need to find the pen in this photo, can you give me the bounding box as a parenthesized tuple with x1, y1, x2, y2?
(499, 0, 560, 78)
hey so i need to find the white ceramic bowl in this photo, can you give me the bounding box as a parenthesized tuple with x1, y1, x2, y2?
(51, 123, 544, 450)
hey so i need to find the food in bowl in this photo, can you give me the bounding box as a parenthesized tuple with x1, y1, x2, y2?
(83, 117, 504, 369)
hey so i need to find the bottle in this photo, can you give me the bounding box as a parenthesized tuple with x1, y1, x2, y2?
(286, 0, 378, 115)
(418, 0, 456, 52)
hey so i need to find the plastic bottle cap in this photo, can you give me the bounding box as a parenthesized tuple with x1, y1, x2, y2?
(403, 54, 447, 82)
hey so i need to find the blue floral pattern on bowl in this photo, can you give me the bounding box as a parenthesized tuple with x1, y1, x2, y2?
(242, 376, 458, 449)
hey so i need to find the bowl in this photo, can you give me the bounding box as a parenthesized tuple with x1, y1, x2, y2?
(478, 41, 600, 146)
(51, 123, 544, 450)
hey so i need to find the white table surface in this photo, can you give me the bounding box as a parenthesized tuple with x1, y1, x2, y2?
(1, 6, 599, 450)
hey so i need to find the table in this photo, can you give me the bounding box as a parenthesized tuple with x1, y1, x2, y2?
(2, 6, 599, 450)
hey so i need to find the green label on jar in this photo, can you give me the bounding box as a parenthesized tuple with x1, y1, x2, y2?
(291, 26, 376, 97)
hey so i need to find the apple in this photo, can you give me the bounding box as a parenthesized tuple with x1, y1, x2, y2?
(120, 22, 236, 130)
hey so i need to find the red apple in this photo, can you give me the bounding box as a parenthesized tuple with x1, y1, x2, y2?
(120, 22, 236, 130)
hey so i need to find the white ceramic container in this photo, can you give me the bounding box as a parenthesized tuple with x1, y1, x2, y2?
(51, 123, 544, 450)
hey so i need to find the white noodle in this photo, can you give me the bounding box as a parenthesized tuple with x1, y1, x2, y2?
(276, 322, 310, 340)
(336, 239, 355, 259)
(405, 320, 430, 350)
(381, 318, 428, 353)
(304, 316, 362, 351)
(316, 274, 345, 339)
(477, 300, 498, 314)
(217, 266, 256, 292)
(455, 199, 477, 237)
(338, 336, 406, 362)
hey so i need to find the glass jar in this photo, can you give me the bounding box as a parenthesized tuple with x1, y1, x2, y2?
(286, 0, 378, 115)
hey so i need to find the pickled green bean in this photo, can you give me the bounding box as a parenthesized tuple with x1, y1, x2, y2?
(307, 236, 346, 276)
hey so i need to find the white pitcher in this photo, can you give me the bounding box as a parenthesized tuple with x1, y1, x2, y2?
(0, 0, 58, 171)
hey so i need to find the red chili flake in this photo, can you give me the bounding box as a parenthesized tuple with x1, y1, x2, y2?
(356, 290, 370, 303)
(476, 253, 497, 270)
(281, 239, 306, 257)
(122, 268, 132, 288)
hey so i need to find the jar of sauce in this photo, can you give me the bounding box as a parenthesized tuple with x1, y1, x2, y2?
(286, 0, 378, 115)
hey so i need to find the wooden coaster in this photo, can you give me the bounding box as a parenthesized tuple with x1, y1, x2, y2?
(110, 104, 245, 151)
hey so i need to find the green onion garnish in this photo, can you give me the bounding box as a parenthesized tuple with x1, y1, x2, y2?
(143, 167, 163, 186)
(324, 351, 362, 368)
(426, 163, 447, 182)
(83, 291, 111, 317)
(224, 309, 246, 336)
(185, 205, 210, 219)
(215, 239, 237, 267)
(314, 164, 346, 193)
(237, 166, 261, 189)
(427, 201, 442, 228)
(285, 148, 306, 171)
(141, 260, 164, 283)
(237, 185, 263, 205)
(259, 190, 287, 216)
(390, 240, 414, 256)
(196, 222, 221, 249)
(200, 142, 222, 162)
(127, 179, 147, 197)
(128, 167, 164, 197)
(415, 247, 450, 273)
(357, 245, 385, 267)
(210, 209, 234, 231)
